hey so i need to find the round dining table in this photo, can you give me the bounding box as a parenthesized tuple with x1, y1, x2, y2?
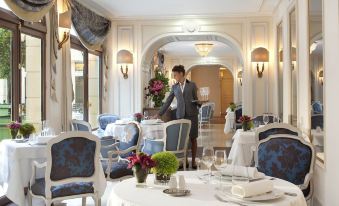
(107, 171, 307, 206)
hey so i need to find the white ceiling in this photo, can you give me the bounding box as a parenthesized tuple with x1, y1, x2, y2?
(159, 41, 234, 58)
(81, 0, 280, 19)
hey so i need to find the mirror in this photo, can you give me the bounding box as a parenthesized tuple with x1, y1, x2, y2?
(290, 9, 298, 126)
(277, 22, 283, 120)
(309, 0, 324, 161)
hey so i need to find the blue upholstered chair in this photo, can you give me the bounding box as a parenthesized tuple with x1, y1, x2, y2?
(28, 132, 102, 206)
(235, 105, 243, 129)
(142, 120, 191, 170)
(312, 101, 323, 114)
(255, 123, 302, 141)
(103, 122, 141, 181)
(311, 114, 324, 129)
(255, 134, 315, 200)
(71, 119, 92, 131)
(96, 114, 120, 137)
(198, 103, 214, 131)
(252, 114, 278, 125)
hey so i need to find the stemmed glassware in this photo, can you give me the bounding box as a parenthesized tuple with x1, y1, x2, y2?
(263, 113, 270, 125)
(214, 150, 227, 188)
(202, 146, 215, 182)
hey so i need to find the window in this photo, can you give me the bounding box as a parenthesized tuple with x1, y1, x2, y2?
(71, 36, 102, 128)
(0, 6, 46, 140)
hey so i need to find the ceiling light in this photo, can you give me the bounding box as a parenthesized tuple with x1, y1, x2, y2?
(195, 43, 214, 57)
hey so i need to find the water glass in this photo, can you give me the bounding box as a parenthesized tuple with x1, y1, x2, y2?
(263, 113, 269, 125)
(202, 146, 215, 182)
(143, 111, 149, 120)
(214, 150, 227, 188)
(273, 115, 279, 123)
(232, 166, 249, 185)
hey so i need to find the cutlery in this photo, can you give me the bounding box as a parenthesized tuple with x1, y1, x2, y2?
(215, 194, 248, 206)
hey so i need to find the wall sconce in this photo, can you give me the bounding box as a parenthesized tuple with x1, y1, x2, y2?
(117, 50, 133, 79)
(58, 10, 71, 50)
(318, 70, 324, 85)
(237, 70, 243, 86)
(219, 67, 226, 79)
(251, 47, 269, 78)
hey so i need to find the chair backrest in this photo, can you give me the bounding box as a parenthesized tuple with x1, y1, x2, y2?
(98, 114, 120, 130)
(71, 119, 92, 131)
(235, 106, 242, 123)
(118, 122, 141, 158)
(45, 132, 100, 198)
(252, 115, 277, 125)
(312, 101, 323, 114)
(255, 123, 301, 141)
(256, 134, 315, 188)
(100, 136, 116, 159)
(311, 114, 324, 129)
(163, 119, 191, 159)
(199, 103, 213, 121)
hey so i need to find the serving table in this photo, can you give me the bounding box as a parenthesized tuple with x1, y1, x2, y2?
(0, 139, 106, 206)
(107, 171, 306, 206)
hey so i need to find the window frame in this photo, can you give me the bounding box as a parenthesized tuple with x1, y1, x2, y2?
(70, 35, 103, 122)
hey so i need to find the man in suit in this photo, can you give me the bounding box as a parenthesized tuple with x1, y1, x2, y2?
(155, 65, 199, 169)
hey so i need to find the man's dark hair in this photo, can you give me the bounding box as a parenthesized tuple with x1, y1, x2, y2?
(172, 65, 185, 75)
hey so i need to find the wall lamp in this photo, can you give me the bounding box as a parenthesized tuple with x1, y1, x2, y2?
(117, 50, 133, 79)
(238, 70, 243, 86)
(251, 47, 269, 78)
(58, 10, 71, 50)
(318, 70, 324, 85)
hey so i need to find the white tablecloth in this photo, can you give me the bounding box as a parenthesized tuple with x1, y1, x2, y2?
(0, 140, 107, 206)
(104, 123, 165, 141)
(224, 111, 235, 134)
(107, 171, 306, 206)
(311, 129, 324, 146)
(228, 129, 257, 166)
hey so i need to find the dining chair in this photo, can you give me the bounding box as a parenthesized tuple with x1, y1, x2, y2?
(255, 134, 315, 200)
(252, 114, 277, 125)
(234, 105, 242, 129)
(96, 114, 120, 137)
(311, 114, 324, 130)
(255, 123, 302, 141)
(71, 119, 92, 131)
(103, 122, 142, 181)
(311, 101, 323, 114)
(27, 132, 102, 206)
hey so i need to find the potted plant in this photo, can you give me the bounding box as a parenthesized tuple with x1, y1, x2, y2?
(7, 121, 21, 139)
(229, 102, 236, 112)
(127, 153, 156, 183)
(19, 123, 36, 139)
(134, 113, 143, 123)
(151, 152, 179, 183)
(239, 115, 253, 131)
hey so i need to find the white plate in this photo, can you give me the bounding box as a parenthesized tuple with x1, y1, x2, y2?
(221, 186, 284, 202)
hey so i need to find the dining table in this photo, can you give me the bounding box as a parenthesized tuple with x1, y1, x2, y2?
(106, 171, 307, 206)
(0, 139, 107, 206)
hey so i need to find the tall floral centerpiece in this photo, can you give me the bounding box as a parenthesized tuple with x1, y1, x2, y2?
(145, 72, 170, 108)
(7, 121, 21, 139)
(239, 115, 253, 131)
(127, 153, 156, 183)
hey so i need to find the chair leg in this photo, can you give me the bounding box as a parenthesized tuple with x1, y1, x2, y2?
(27, 191, 32, 206)
(183, 159, 186, 171)
(82, 197, 86, 206)
(45, 199, 52, 206)
(94, 197, 100, 206)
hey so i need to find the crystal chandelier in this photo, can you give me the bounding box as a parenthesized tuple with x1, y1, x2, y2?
(194, 43, 214, 57)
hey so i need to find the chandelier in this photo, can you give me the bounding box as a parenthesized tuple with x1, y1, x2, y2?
(195, 43, 214, 57)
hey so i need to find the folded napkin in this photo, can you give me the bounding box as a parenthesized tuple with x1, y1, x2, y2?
(231, 179, 273, 198)
(221, 165, 265, 179)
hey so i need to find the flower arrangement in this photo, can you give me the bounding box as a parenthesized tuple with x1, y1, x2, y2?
(229, 102, 236, 112)
(133, 113, 143, 123)
(151, 152, 179, 182)
(239, 115, 253, 131)
(145, 72, 170, 108)
(7, 121, 21, 139)
(127, 153, 156, 183)
(19, 123, 36, 139)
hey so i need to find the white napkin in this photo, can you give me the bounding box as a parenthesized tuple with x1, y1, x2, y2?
(221, 165, 265, 179)
(231, 179, 273, 198)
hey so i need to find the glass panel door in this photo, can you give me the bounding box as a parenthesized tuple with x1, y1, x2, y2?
(88, 53, 100, 128)
(0, 27, 13, 140)
(20, 33, 42, 131)
(71, 48, 85, 120)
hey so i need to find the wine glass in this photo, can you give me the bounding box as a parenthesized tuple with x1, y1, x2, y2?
(273, 115, 279, 123)
(214, 150, 227, 188)
(143, 111, 149, 120)
(263, 113, 269, 125)
(202, 146, 215, 182)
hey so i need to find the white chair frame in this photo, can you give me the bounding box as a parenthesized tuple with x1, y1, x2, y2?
(163, 119, 191, 171)
(255, 134, 315, 200)
(105, 121, 142, 181)
(71, 119, 92, 131)
(28, 132, 102, 206)
(255, 123, 302, 142)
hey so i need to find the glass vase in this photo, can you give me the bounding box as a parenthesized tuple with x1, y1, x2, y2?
(10, 129, 19, 139)
(133, 167, 148, 184)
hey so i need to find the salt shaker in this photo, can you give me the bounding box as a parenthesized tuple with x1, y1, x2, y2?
(178, 175, 186, 190)
(169, 176, 177, 190)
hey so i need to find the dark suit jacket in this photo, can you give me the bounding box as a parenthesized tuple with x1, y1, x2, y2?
(159, 80, 199, 119)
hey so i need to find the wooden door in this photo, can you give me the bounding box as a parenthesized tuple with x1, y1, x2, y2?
(220, 70, 234, 115)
